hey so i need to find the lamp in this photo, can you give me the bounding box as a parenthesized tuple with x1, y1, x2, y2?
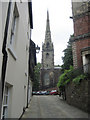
(35, 45, 40, 53)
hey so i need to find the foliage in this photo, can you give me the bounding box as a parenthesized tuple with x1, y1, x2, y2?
(57, 66, 73, 88)
(57, 67, 88, 89)
(61, 36, 73, 71)
(72, 74, 87, 84)
(33, 63, 41, 91)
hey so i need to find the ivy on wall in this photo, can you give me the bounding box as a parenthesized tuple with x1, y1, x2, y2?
(57, 66, 88, 89)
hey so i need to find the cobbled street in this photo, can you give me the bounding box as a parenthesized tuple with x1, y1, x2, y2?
(22, 95, 88, 118)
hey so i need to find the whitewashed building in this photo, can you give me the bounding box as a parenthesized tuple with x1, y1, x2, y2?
(0, 1, 34, 118)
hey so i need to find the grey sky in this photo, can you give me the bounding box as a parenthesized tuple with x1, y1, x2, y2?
(32, 0, 74, 65)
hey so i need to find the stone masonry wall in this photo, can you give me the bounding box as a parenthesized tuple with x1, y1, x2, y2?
(72, 42, 78, 69)
(72, 1, 90, 17)
(40, 68, 61, 90)
(65, 79, 88, 112)
(54, 69, 61, 87)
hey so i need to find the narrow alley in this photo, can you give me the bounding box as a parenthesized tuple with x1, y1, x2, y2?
(22, 95, 88, 118)
(1, 1, 90, 119)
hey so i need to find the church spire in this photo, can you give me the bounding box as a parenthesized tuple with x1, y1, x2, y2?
(47, 10, 49, 21)
(42, 10, 54, 70)
(45, 10, 51, 43)
(46, 10, 50, 32)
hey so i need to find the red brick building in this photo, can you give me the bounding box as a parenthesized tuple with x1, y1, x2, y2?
(71, 1, 90, 73)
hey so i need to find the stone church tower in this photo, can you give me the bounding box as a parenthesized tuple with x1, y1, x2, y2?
(40, 11, 61, 90)
(42, 11, 54, 69)
(40, 11, 55, 90)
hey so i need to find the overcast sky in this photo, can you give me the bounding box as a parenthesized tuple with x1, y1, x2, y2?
(32, 0, 74, 65)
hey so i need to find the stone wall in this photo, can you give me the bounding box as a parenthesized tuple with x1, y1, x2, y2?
(40, 68, 61, 90)
(65, 79, 88, 112)
(72, 42, 78, 69)
(54, 69, 61, 87)
(72, 1, 90, 17)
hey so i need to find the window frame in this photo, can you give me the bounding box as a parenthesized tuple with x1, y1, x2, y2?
(10, 3, 19, 46)
(8, 3, 19, 60)
(2, 86, 9, 119)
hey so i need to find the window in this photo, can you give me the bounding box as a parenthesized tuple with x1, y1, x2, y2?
(44, 73, 50, 86)
(8, 3, 19, 60)
(2, 86, 9, 119)
(10, 14, 16, 44)
(46, 53, 49, 58)
(10, 3, 19, 46)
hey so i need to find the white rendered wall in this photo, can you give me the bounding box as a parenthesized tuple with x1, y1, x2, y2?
(2, 2, 31, 118)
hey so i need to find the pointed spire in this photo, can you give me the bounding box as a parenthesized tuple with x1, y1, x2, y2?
(47, 10, 49, 21)
(45, 10, 51, 43)
(46, 10, 50, 32)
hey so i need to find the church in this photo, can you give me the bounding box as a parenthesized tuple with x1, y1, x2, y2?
(40, 11, 61, 90)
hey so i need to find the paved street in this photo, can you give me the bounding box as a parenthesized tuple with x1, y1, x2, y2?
(22, 95, 88, 118)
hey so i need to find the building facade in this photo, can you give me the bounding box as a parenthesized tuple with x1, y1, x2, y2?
(40, 11, 61, 90)
(71, 0, 90, 73)
(0, 1, 35, 118)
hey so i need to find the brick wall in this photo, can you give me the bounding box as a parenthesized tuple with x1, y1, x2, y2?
(66, 1, 90, 113)
(75, 38, 89, 68)
(72, 38, 90, 68)
(71, 1, 90, 69)
(74, 15, 89, 36)
(71, 13, 90, 68)
(65, 79, 88, 112)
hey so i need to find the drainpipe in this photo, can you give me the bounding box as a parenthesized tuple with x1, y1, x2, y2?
(0, 1, 11, 118)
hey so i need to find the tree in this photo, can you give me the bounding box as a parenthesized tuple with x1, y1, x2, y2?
(61, 36, 73, 71)
(33, 63, 41, 91)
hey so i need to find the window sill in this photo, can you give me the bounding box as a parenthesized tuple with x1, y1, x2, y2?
(3, 105, 8, 107)
(7, 44, 17, 60)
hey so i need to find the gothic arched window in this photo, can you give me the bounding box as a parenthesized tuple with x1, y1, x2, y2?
(44, 73, 50, 86)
